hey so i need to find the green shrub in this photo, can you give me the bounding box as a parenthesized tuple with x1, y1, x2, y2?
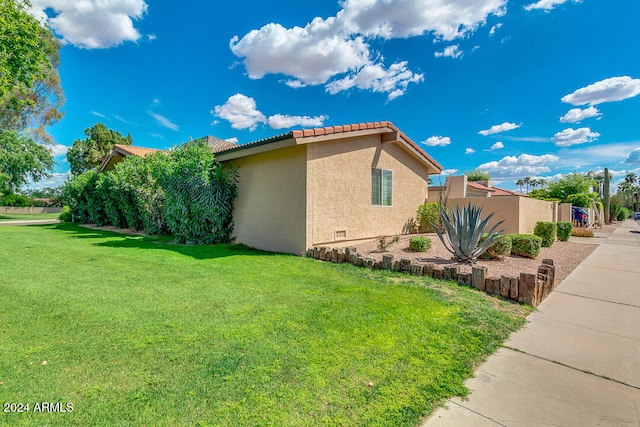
(617, 207, 630, 220)
(534, 221, 556, 247)
(507, 234, 542, 259)
(479, 234, 512, 260)
(377, 234, 400, 252)
(0, 194, 32, 207)
(556, 222, 572, 241)
(566, 192, 595, 208)
(416, 202, 440, 232)
(409, 236, 431, 252)
(58, 206, 72, 222)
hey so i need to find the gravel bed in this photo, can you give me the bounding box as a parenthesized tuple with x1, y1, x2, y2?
(349, 223, 621, 285)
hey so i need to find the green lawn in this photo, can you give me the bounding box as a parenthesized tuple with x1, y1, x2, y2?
(0, 212, 61, 221)
(0, 224, 530, 426)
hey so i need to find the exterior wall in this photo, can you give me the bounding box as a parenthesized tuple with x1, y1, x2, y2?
(447, 197, 557, 235)
(225, 145, 308, 255)
(517, 197, 557, 234)
(448, 197, 521, 234)
(447, 175, 468, 198)
(0, 207, 62, 214)
(306, 134, 431, 246)
(558, 203, 572, 222)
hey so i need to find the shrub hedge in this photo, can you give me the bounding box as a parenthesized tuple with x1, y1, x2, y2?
(409, 236, 431, 252)
(507, 234, 542, 259)
(534, 221, 556, 247)
(62, 139, 239, 244)
(556, 221, 573, 242)
(617, 207, 630, 221)
(416, 202, 440, 233)
(479, 234, 512, 260)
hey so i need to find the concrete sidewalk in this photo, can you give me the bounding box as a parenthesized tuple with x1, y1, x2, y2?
(0, 219, 61, 226)
(422, 219, 640, 427)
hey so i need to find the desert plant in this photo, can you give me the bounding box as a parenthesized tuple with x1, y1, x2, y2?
(617, 206, 630, 220)
(556, 222, 573, 241)
(409, 236, 431, 252)
(603, 167, 610, 223)
(571, 227, 593, 237)
(377, 234, 400, 252)
(479, 234, 512, 260)
(534, 221, 557, 247)
(507, 234, 542, 259)
(416, 202, 440, 232)
(432, 203, 505, 263)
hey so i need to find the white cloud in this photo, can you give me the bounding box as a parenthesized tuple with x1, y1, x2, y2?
(149, 113, 179, 131)
(25, 172, 70, 189)
(465, 148, 476, 154)
(91, 111, 107, 118)
(622, 147, 640, 165)
(422, 136, 451, 147)
(490, 141, 504, 150)
(434, 45, 462, 59)
(556, 142, 640, 170)
(213, 94, 328, 130)
(225, 137, 239, 144)
(46, 143, 69, 157)
(478, 121, 521, 136)
(29, 0, 148, 49)
(213, 94, 266, 131)
(561, 76, 640, 106)
(524, 0, 580, 11)
(230, 0, 505, 99)
(267, 114, 328, 129)
(552, 127, 600, 147)
(439, 168, 459, 176)
(489, 23, 502, 35)
(478, 153, 559, 178)
(338, 0, 506, 41)
(325, 61, 423, 101)
(559, 106, 602, 123)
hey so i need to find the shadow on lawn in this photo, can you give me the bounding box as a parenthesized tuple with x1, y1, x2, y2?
(53, 222, 276, 260)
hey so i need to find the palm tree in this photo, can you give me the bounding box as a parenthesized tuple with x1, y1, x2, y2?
(523, 176, 532, 193)
(516, 179, 524, 193)
(538, 178, 546, 188)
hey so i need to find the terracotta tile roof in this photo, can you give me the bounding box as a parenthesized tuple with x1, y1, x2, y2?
(492, 187, 528, 197)
(203, 136, 239, 153)
(113, 144, 165, 157)
(467, 181, 496, 192)
(216, 120, 443, 172)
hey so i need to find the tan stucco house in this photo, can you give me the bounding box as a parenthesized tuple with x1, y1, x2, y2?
(100, 121, 443, 254)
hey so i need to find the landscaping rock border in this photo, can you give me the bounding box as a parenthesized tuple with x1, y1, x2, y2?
(308, 246, 556, 306)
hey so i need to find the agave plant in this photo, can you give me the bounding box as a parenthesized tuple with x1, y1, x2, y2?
(431, 203, 505, 263)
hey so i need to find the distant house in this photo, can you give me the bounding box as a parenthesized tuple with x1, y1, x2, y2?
(427, 175, 560, 235)
(100, 121, 443, 254)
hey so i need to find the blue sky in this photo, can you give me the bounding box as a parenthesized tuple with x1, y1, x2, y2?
(29, 0, 640, 190)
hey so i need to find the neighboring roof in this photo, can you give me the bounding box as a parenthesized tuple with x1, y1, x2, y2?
(492, 187, 528, 197)
(215, 121, 444, 173)
(202, 136, 239, 153)
(98, 144, 165, 173)
(467, 181, 497, 193)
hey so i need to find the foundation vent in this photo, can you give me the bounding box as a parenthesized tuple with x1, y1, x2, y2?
(335, 230, 347, 240)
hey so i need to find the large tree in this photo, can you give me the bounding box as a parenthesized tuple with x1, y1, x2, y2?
(67, 123, 133, 175)
(0, 129, 54, 194)
(0, 0, 64, 143)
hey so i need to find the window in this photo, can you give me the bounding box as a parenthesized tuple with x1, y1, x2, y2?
(372, 168, 392, 206)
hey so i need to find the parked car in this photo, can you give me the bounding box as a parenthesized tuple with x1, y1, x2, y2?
(634, 212, 640, 220)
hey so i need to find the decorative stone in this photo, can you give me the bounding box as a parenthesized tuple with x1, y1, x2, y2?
(363, 258, 375, 268)
(443, 265, 459, 281)
(350, 253, 358, 265)
(400, 258, 412, 272)
(433, 267, 444, 279)
(500, 276, 511, 298)
(331, 248, 339, 263)
(337, 252, 345, 264)
(306, 249, 314, 258)
(373, 261, 383, 269)
(357, 256, 364, 267)
(509, 276, 519, 300)
(424, 263, 435, 277)
(542, 258, 554, 267)
(458, 273, 471, 285)
(472, 266, 487, 290)
(410, 263, 424, 276)
(382, 254, 394, 270)
(393, 261, 400, 271)
(485, 278, 498, 294)
(344, 246, 352, 258)
(538, 264, 556, 291)
(519, 273, 537, 305)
